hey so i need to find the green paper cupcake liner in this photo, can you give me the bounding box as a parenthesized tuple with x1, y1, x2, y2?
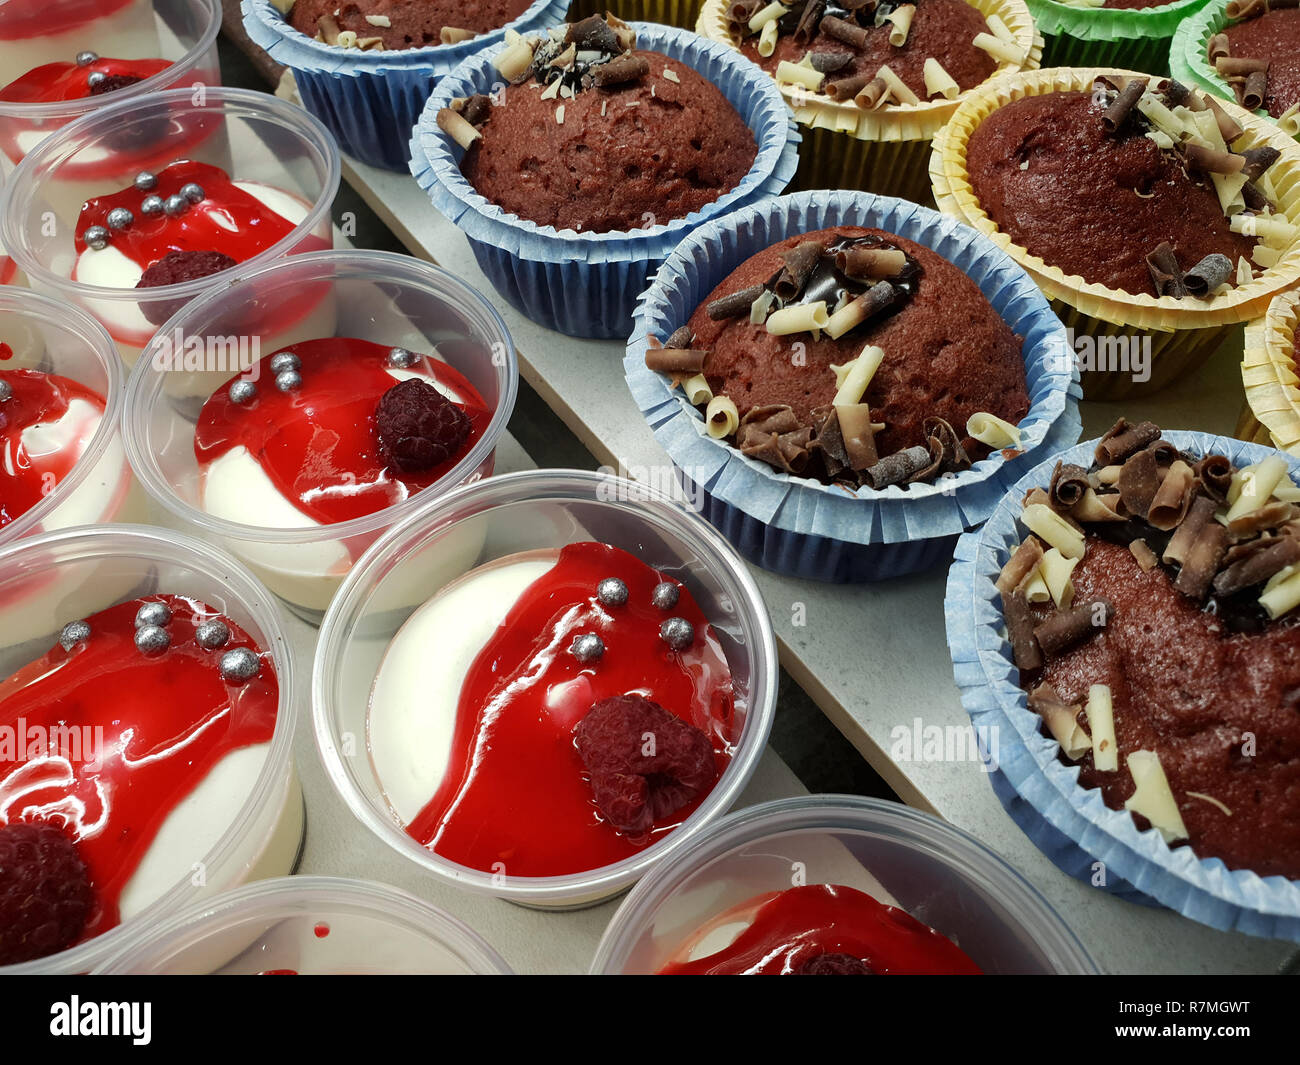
(1030, 0, 1211, 76)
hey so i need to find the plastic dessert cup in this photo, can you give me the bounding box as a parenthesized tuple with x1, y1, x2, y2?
(0, 169, 24, 287)
(94, 876, 512, 974)
(408, 21, 800, 339)
(931, 67, 1300, 400)
(1238, 287, 1300, 452)
(0, 287, 145, 547)
(241, 0, 569, 171)
(590, 795, 1098, 973)
(945, 431, 1300, 940)
(313, 468, 779, 910)
(625, 189, 1082, 584)
(0, 525, 304, 975)
(123, 249, 519, 623)
(1028, 0, 1211, 73)
(1172, 0, 1300, 141)
(0, 0, 223, 175)
(694, 0, 1042, 203)
(1, 87, 341, 367)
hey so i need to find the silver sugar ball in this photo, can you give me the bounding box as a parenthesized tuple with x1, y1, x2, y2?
(75, 51, 99, 67)
(58, 620, 91, 651)
(269, 352, 300, 375)
(387, 346, 416, 368)
(164, 194, 189, 218)
(86, 71, 107, 89)
(195, 619, 231, 650)
(228, 379, 257, 405)
(0, 380, 11, 403)
(275, 369, 302, 393)
(134, 625, 170, 655)
(134, 601, 172, 628)
(83, 225, 110, 251)
(219, 646, 259, 683)
(651, 581, 680, 611)
(134, 170, 158, 192)
(180, 182, 206, 204)
(659, 616, 694, 651)
(596, 577, 628, 608)
(106, 206, 134, 230)
(140, 194, 165, 218)
(570, 633, 605, 664)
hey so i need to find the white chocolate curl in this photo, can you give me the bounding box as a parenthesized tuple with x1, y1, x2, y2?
(494, 39, 535, 81)
(1040, 547, 1078, 610)
(758, 18, 779, 57)
(967, 411, 1021, 448)
(830, 345, 885, 406)
(972, 31, 1025, 65)
(885, 4, 914, 46)
(765, 301, 829, 336)
(775, 60, 825, 92)
(436, 108, 481, 150)
(1086, 684, 1118, 772)
(749, 0, 787, 32)
(682, 374, 713, 406)
(1226, 455, 1288, 522)
(923, 58, 960, 100)
(876, 64, 920, 106)
(1021, 503, 1085, 559)
(706, 395, 740, 438)
(1124, 750, 1190, 844)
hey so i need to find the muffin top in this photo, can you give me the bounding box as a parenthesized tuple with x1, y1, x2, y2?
(447, 16, 758, 233)
(287, 0, 534, 50)
(965, 85, 1266, 296)
(1218, 7, 1300, 120)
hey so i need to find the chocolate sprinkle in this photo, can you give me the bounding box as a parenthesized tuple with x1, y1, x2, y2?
(707, 284, 767, 320)
(1034, 598, 1116, 657)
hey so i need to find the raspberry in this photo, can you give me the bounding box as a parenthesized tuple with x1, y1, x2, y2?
(136, 250, 239, 326)
(375, 377, 471, 472)
(88, 73, 144, 96)
(0, 822, 93, 965)
(798, 953, 874, 975)
(573, 694, 717, 838)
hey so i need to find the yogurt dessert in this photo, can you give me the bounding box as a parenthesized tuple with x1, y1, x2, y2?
(368, 541, 737, 877)
(0, 593, 289, 967)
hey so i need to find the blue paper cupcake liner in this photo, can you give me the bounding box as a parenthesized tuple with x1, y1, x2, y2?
(946, 431, 1300, 941)
(624, 189, 1084, 584)
(407, 22, 800, 339)
(241, 0, 568, 170)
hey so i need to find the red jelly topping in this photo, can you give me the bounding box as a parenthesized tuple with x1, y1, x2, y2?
(404, 542, 736, 876)
(0, 368, 106, 529)
(0, 0, 139, 40)
(660, 884, 984, 975)
(0, 57, 170, 103)
(313, 921, 329, 938)
(0, 595, 278, 943)
(75, 160, 310, 275)
(195, 338, 493, 525)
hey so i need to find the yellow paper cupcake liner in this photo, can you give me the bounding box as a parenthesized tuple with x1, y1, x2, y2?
(695, 0, 1042, 197)
(1240, 287, 1300, 453)
(567, 0, 704, 29)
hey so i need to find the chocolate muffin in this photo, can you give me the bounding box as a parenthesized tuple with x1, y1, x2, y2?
(965, 88, 1259, 295)
(1219, 7, 1300, 119)
(1002, 421, 1300, 879)
(645, 225, 1029, 489)
(288, 0, 533, 49)
(450, 17, 757, 233)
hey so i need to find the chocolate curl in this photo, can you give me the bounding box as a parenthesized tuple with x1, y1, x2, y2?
(1097, 419, 1161, 466)
(1023, 486, 1051, 509)
(1240, 146, 1281, 181)
(1147, 461, 1196, 531)
(774, 240, 826, 301)
(1158, 78, 1192, 107)
(1174, 521, 1229, 600)
(1183, 143, 1245, 176)
(825, 72, 872, 101)
(1183, 253, 1234, 298)
(1225, 0, 1267, 13)
(1164, 494, 1218, 567)
(1204, 96, 1245, 143)
(1004, 591, 1042, 672)
(459, 93, 493, 126)
(665, 325, 693, 350)
(809, 51, 854, 73)
(1130, 539, 1159, 571)
(727, 0, 763, 23)
(1242, 70, 1268, 112)
(811, 407, 851, 478)
(820, 15, 870, 49)
(1034, 599, 1115, 658)
(794, 0, 826, 45)
(566, 13, 620, 53)
(1195, 454, 1233, 501)
(1103, 77, 1148, 132)
(738, 403, 803, 437)
(1214, 537, 1300, 595)
(1145, 438, 1182, 467)
(1208, 33, 1230, 62)
(1146, 242, 1187, 299)
(924, 416, 970, 473)
(855, 76, 889, 109)
(707, 284, 767, 320)
(1216, 56, 1268, 77)
(837, 404, 882, 470)
(906, 440, 946, 485)
(594, 53, 650, 87)
(737, 413, 814, 474)
(644, 347, 709, 374)
(1227, 500, 1296, 536)
(837, 244, 908, 280)
(862, 446, 930, 489)
(1027, 684, 1090, 760)
(1117, 450, 1161, 519)
(1049, 462, 1091, 510)
(997, 536, 1045, 596)
(1243, 180, 1274, 212)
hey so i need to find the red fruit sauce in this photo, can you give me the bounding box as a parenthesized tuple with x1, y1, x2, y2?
(0, 594, 278, 943)
(661, 884, 984, 975)
(0, 368, 106, 529)
(0, 57, 170, 103)
(402, 542, 736, 877)
(75, 160, 311, 274)
(0, 0, 140, 40)
(195, 338, 493, 525)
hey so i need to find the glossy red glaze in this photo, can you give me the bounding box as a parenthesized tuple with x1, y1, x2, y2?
(0, 57, 170, 103)
(0, 0, 140, 40)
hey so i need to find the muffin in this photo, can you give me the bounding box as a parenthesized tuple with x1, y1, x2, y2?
(696, 0, 1041, 201)
(933, 68, 1300, 399)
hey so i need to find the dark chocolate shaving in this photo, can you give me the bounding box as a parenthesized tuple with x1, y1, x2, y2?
(1194, 454, 1233, 501)
(665, 325, 694, 350)
(460, 93, 493, 126)
(1004, 590, 1043, 671)
(566, 13, 620, 53)
(1241, 146, 1281, 182)
(1164, 494, 1217, 566)
(1243, 180, 1274, 213)
(1183, 253, 1233, 298)
(1182, 143, 1245, 176)
(594, 53, 649, 87)
(728, 0, 763, 22)
(1213, 537, 1300, 596)
(1146, 242, 1187, 299)
(825, 73, 871, 101)
(644, 347, 709, 374)
(924, 416, 970, 473)
(840, 405, 882, 470)
(820, 15, 870, 49)
(707, 284, 767, 320)
(794, 0, 826, 45)
(1095, 419, 1160, 466)
(1049, 462, 1091, 510)
(774, 240, 826, 301)
(1034, 599, 1115, 657)
(1103, 77, 1148, 133)
(862, 446, 929, 489)
(1117, 449, 1161, 518)
(809, 51, 854, 74)
(1174, 520, 1229, 600)
(1158, 78, 1191, 106)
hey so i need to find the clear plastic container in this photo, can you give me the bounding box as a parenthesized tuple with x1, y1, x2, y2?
(0, 525, 304, 974)
(313, 468, 779, 909)
(591, 795, 1099, 974)
(0, 0, 223, 174)
(0, 168, 20, 287)
(0, 285, 146, 546)
(122, 249, 518, 622)
(0, 86, 340, 363)
(94, 876, 513, 974)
